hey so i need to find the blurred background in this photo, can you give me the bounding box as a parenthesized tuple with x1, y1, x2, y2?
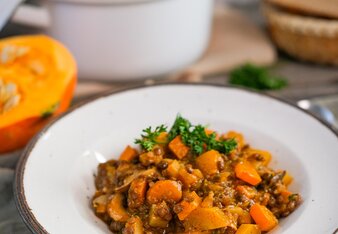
(2, 0, 337, 102)
(1, 1, 337, 146)
(1, 0, 337, 154)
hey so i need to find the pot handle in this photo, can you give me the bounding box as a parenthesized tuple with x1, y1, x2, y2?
(11, 4, 50, 28)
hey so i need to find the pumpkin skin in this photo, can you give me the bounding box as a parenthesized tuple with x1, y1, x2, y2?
(0, 35, 77, 153)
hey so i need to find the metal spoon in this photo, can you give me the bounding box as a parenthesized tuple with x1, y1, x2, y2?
(298, 99, 336, 126)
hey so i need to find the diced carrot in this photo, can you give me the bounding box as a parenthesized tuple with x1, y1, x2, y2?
(224, 131, 245, 150)
(249, 204, 278, 231)
(177, 202, 191, 220)
(235, 161, 262, 186)
(128, 177, 147, 209)
(196, 150, 222, 176)
(200, 192, 214, 208)
(236, 224, 261, 234)
(282, 171, 293, 186)
(147, 180, 182, 204)
(166, 160, 181, 178)
(177, 191, 202, 220)
(236, 185, 258, 199)
(119, 145, 138, 161)
(169, 136, 190, 159)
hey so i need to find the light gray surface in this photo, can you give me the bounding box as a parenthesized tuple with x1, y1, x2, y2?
(0, 169, 30, 234)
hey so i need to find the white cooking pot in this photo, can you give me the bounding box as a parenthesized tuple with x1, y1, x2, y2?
(10, 0, 214, 80)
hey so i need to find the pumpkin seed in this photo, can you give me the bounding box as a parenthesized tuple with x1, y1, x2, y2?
(0, 79, 21, 114)
(3, 94, 20, 113)
(0, 45, 11, 63)
(4, 82, 17, 99)
(0, 44, 29, 64)
(16, 46, 29, 56)
(0, 80, 6, 103)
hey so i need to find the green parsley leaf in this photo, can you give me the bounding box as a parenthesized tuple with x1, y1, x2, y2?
(168, 114, 191, 142)
(135, 115, 238, 154)
(289, 194, 299, 201)
(229, 63, 287, 90)
(135, 125, 167, 151)
(218, 138, 238, 154)
(183, 124, 208, 155)
(167, 115, 237, 155)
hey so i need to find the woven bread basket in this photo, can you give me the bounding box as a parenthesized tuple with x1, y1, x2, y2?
(262, 1, 338, 65)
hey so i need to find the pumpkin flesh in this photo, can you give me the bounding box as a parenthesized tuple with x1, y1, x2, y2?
(0, 35, 77, 153)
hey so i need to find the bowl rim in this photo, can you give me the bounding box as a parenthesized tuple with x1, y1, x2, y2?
(14, 82, 338, 233)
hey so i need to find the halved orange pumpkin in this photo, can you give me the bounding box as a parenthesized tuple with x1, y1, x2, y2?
(0, 35, 77, 153)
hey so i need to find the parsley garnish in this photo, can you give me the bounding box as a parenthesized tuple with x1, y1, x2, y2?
(182, 124, 207, 155)
(229, 63, 287, 90)
(168, 115, 237, 155)
(135, 115, 237, 154)
(207, 133, 237, 154)
(134, 125, 167, 151)
(167, 115, 191, 142)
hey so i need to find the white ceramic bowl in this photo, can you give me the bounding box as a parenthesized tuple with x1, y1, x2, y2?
(12, 0, 214, 80)
(15, 84, 338, 233)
